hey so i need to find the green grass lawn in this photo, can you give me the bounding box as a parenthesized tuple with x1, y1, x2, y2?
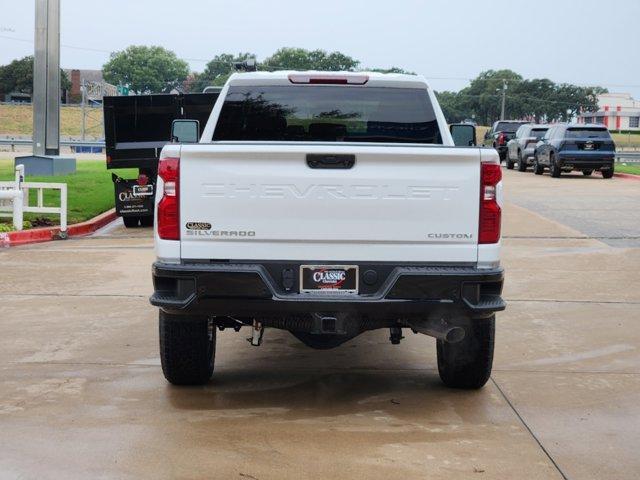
(615, 164, 640, 175)
(0, 159, 135, 228)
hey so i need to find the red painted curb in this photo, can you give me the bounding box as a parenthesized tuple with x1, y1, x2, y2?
(1, 208, 118, 247)
(614, 173, 640, 181)
(67, 209, 118, 237)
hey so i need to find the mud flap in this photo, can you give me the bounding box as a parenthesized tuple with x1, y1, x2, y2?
(113, 174, 155, 218)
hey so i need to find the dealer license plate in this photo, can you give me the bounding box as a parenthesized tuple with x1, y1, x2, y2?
(300, 265, 359, 294)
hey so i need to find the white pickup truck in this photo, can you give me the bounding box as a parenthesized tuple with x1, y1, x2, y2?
(150, 71, 505, 389)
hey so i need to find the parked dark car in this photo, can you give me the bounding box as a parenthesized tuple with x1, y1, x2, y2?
(483, 120, 529, 160)
(533, 124, 616, 178)
(506, 124, 549, 171)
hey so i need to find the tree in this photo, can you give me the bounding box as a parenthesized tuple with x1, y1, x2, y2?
(191, 52, 255, 92)
(546, 84, 603, 122)
(436, 91, 468, 123)
(0, 56, 70, 95)
(261, 48, 359, 71)
(435, 69, 607, 125)
(457, 69, 524, 125)
(102, 46, 189, 94)
(516, 78, 556, 123)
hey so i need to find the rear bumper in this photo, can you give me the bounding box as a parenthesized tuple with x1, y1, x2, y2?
(557, 152, 615, 169)
(150, 261, 505, 319)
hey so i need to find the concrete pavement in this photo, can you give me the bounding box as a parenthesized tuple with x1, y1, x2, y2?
(0, 169, 638, 479)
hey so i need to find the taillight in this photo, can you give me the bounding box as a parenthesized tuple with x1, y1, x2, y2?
(288, 73, 369, 85)
(157, 157, 180, 240)
(479, 162, 501, 244)
(137, 174, 149, 186)
(498, 132, 506, 146)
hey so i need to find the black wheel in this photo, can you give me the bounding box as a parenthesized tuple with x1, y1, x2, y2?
(140, 215, 154, 227)
(602, 167, 614, 179)
(582, 170, 593, 176)
(533, 156, 544, 175)
(437, 316, 495, 389)
(506, 158, 515, 169)
(550, 154, 561, 178)
(517, 151, 527, 172)
(122, 216, 140, 228)
(159, 311, 215, 385)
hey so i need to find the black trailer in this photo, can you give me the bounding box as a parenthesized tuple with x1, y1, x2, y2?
(103, 91, 220, 228)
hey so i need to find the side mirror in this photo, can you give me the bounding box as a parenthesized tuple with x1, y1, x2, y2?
(450, 123, 476, 146)
(171, 119, 199, 143)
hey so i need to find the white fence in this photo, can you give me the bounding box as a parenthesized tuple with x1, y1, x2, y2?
(0, 165, 67, 234)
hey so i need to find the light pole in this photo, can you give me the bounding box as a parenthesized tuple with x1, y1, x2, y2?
(500, 80, 507, 120)
(16, 0, 75, 175)
(33, 0, 60, 157)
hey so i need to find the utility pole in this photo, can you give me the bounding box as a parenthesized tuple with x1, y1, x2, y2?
(500, 80, 507, 121)
(17, 0, 75, 175)
(33, 0, 60, 156)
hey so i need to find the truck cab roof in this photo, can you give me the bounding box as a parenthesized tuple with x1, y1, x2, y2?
(226, 70, 430, 89)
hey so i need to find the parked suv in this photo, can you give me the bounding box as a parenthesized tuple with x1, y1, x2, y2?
(533, 124, 616, 178)
(483, 120, 528, 161)
(506, 124, 549, 171)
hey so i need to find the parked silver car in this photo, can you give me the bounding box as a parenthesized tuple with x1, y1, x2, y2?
(506, 124, 549, 171)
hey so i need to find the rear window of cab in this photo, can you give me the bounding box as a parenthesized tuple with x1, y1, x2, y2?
(213, 85, 442, 144)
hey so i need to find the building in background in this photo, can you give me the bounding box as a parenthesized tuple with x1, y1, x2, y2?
(63, 69, 104, 103)
(578, 93, 640, 131)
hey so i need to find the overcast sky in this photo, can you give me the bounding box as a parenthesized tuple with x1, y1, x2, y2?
(1, 0, 639, 97)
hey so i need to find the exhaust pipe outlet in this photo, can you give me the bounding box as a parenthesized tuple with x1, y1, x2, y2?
(406, 318, 466, 343)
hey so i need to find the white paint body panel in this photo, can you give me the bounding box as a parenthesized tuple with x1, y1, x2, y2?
(178, 143, 482, 262)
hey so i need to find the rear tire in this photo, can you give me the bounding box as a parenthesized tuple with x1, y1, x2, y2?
(533, 156, 544, 175)
(437, 316, 495, 389)
(582, 170, 593, 176)
(140, 215, 154, 227)
(602, 168, 614, 179)
(517, 151, 527, 172)
(550, 154, 561, 178)
(122, 216, 139, 228)
(506, 158, 515, 169)
(159, 311, 215, 385)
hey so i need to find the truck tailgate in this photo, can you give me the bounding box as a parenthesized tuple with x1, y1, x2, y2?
(179, 143, 480, 262)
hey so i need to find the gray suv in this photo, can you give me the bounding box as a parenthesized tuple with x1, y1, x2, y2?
(506, 124, 549, 171)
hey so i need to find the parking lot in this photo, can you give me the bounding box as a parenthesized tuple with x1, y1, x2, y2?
(1, 169, 639, 480)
